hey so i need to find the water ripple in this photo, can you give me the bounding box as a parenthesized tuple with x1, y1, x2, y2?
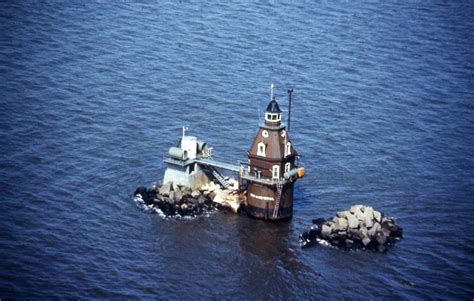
(1, 1, 473, 299)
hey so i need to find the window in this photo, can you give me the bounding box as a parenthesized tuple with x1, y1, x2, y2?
(257, 142, 266, 157)
(265, 113, 281, 122)
(285, 162, 291, 173)
(262, 130, 269, 138)
(285, 142, 291, 156)
(272, 165, 280, 179)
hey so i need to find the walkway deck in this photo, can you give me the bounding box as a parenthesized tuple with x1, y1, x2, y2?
(194, 158, 240, 172)
(164, 157, 289, 186)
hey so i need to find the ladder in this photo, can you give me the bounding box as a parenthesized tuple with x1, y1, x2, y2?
(204, 165, 230, 189)
(272, 181, 283, 219)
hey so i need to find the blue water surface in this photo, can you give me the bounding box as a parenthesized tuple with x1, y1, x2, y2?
(1, 1, 473, 299)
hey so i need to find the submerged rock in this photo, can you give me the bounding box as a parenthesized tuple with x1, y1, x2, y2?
(300, 205, 403, 252)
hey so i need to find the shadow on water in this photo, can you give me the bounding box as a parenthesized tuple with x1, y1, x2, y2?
(233, 212, 327, 299)
(236, 211, 303, 272)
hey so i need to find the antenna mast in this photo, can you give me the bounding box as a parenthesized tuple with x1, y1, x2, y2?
(182, 126, 188, 138)
(287, 88, 293, 132)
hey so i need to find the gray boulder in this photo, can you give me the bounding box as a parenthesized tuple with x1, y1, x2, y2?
(208, 191, 216, 201)
(321, 224, 331, 238)
(382, 218, 399, 233)
(197, 196, 207, 205)
(330, 222, 338, 232)
(359, 225, 368, 238)
(347, 214, 359, 229)
(367, 222, 381, 237)
(362, 237, 371, 247)
(365, 206, 374, 220)
(159, 183, 172, 196)
(364, 215, 374, 228)
(336, 210, 350, 219)
(350, 204, 365, 214)
(188, 197, 199, 205)
(376, 231, 387, 245)
(354, 207, 365, 220)
(336, 217, 348, 231)
(348, 228, 362, 240)
(373, 210, 382, 223)
(174, 190, 182, 202)
(165, 197, 174, 205)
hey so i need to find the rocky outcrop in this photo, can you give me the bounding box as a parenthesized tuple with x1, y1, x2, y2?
(134, 182, 217, 218)
(299, 205, 402, 252)
(134, 181, 242, 218)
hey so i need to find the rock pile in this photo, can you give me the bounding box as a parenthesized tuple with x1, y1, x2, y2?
(299, 205, 403, 252)
(134, 181, 219, 218)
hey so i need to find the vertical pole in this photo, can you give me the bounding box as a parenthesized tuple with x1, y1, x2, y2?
(287, 88, 293, 132)
(182, 126, 188, 138)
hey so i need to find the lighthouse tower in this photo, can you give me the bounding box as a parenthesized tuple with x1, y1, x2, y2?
(244, 87, 304, 221)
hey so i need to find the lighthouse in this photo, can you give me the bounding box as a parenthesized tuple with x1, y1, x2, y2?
(139, 84, 304, 220)
(244, 87, 304, 221)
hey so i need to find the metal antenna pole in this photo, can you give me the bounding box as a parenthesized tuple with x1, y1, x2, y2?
(182, 126, 188, 138)
(287, 88, 293, 132)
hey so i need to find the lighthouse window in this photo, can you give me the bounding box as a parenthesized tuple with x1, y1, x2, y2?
(272, 165, 280, 179)
(285, 142, 291, 156)
(265, 113, 281, 122)
(262, 130, 269, 138)
(285, 162, 291, 173)
(257, 142, 266, 157)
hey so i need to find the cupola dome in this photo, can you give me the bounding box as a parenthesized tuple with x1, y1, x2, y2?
(266, 98, 281, 113)
(265, 97, 282, 124)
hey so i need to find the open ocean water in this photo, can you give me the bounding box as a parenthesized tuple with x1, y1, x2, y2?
(1, 1, 473, 299)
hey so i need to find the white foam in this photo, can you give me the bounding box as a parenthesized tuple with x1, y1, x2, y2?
(316, 238, 333, 247)
(153, 207, 166, 218)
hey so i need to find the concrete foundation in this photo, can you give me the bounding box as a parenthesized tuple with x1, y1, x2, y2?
(163, 163, 211, 190)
